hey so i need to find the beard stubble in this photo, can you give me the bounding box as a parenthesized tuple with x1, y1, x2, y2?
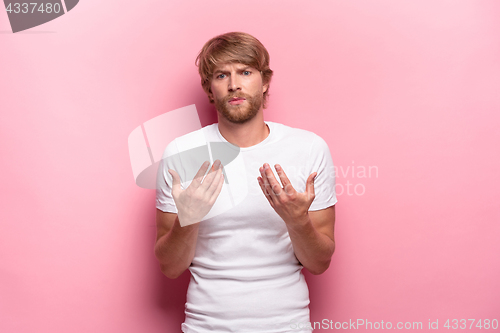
(214, 90, 263, 124)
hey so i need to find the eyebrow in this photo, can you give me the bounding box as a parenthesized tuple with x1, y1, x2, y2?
(213, 66, 252, 75)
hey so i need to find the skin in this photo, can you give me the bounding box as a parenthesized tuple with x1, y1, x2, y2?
(208, 62, 270, 148)
(258, 163, 335, 274)
(155, 62, 336, 278)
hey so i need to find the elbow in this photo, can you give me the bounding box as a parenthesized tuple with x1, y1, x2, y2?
(160, 264, 184, 279)
(308, 259, 331, 275)
(307, 243, 335, 275)
(154, 247, 185, 279)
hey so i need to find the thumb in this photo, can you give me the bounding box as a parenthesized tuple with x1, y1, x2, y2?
(168, 169, 181, 193)
(306, 172, 317, 200)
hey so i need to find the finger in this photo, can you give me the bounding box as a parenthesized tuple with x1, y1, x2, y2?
(259, 170, 280, 206)
(257, 176, 270, 197)
(209, 159, 222, 172)
(257, 176, 275, 207)
(259, 166, 272, 195)
(192, 161, 211, 186)
(275, 164, 295, 196)
(201, 161, 222, 190)
(168, 169, 181, 194)
(208, 169, 225, 204)
(306, 172, 317, 200)
(261, 164, 282, 196)
(206, 166, 223, 197)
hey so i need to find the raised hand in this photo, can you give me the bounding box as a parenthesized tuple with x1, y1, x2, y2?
(169, 160, 224, 227)
(257, 163, 317, 227)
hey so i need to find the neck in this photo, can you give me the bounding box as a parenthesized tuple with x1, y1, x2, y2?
(217, 110, 269, 148)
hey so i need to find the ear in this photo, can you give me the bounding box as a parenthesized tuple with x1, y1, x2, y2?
(263, 83, 269, 94)
(261, 71, 268, 93)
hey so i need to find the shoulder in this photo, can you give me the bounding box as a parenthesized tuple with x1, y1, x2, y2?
(176, 123, 217, 143)
(267, 121, 327, 147)
(161, 123, 218, 158)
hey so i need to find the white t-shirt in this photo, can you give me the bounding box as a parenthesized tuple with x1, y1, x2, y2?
(156, 121, 337, 333)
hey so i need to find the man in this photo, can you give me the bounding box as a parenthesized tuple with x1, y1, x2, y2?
(155, 32, 337, 333)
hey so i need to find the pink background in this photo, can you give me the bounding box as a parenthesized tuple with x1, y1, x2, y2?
(1, 0, 499, 332)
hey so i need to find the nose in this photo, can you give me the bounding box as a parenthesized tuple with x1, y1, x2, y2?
(228, 73, 241, 92)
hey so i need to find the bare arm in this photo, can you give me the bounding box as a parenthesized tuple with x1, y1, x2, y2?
(154, 210, 199, 279)
(258, 163, 336, 275)
(154, 160, 224, 279)
(286, 205, 335, 275)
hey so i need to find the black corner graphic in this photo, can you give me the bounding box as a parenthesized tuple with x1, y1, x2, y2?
(3, 0, 79, 33)
(64, 0, 78, 12)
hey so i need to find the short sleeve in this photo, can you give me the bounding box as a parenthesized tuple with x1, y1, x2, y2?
(155, 140, 179, 213)
(307, 134, 337, 211)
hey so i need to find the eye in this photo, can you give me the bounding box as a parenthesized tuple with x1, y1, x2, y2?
(216, 73, 226, 79)
(243, 70, 251, 75)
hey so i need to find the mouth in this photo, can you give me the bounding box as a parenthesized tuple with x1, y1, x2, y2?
(228, 97, 246, 105)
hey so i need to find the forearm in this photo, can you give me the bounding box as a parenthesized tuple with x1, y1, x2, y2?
(286, 214, 335, 275)
(154, 216, 199, 279)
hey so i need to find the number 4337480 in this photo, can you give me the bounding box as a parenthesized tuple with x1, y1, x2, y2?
(6, 3, 62, 14)
(443, 319, 498, 330)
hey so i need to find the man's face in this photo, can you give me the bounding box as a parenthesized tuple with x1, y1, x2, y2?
(209, 63, 268, 124)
